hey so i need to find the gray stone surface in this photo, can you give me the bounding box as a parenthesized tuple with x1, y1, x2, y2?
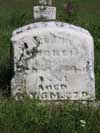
(39, 0, 52, 6)
(11, 21, 95, 100)
(33, 0, 56, 20)
(33, 6, 56, 20)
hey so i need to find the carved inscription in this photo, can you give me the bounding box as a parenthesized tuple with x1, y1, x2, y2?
(38, 49, 78, 56)
(11, 22, 95, 100)
(34, 90, 89, 100)
(38, 84, 67, 91)
(35, 74, 89, 100)
(26, 74, 90, 100)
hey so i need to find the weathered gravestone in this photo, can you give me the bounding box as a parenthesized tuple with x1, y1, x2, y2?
(34, 0, 56, 20)
(39, 0, 52, 6)
(11, 0, 95, 100)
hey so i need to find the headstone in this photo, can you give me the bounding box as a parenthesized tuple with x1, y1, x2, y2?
(33, 0, 56, 20)
(34, 6, 56, 20)
(11, 0, 95, 100)
(39, 0, 52, 6)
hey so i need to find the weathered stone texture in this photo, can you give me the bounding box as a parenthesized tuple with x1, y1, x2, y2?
(39, 0, 52, 6)
(11, 21, 95, 100)
(33, 6, 56, 20)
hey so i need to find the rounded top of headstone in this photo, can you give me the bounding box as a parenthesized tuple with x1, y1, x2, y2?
(12, 21, 91, 37)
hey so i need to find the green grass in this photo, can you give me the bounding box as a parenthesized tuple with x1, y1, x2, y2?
(0, 0, 100, 99)
(0, 1, 100, 132)
(0, 98, 100, 133)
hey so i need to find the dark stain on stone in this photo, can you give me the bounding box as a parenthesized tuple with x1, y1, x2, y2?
(40, 76, 44, 82)
(87, 61, 90, 64)
(27, 26, 31, 30)
(20, 53, 24, 60)
(15, 36, 42, 73)
(16, 64, 28, 72)
(86, 61, 90, 71)
(39, 84, 44, 90)
(16, 53, 24, 64)
(24, 42, 28, 49)
(31, 47, 39, 57)
(33, 36, 41, 47)
(32, 67, 37, 71)
(26, 51, 30, 55)
(16, 30, 22, 34)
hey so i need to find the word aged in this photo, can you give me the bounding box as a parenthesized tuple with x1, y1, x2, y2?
(38, 84, 67, 90)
